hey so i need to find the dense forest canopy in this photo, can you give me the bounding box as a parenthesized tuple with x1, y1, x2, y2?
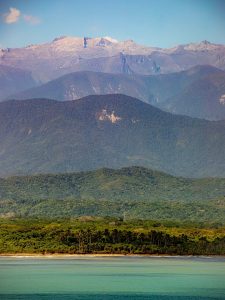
(0, 167, 225, 224)
(0, 218, 224, 255)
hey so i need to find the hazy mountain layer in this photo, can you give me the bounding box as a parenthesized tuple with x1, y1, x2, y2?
(11, 66, 225, 120)
(1, 37, 225, 82)
(0, 94, 225, 177)
(0, 65, 36, 100)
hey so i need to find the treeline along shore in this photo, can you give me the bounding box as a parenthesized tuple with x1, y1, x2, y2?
(0, 218, 225, 256)
(0, 167, 225, 255)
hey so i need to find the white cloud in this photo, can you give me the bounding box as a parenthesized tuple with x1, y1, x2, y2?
(23, 14, 41, 25)
(3, 7, 21, 24)
(2, 7, 41, 25)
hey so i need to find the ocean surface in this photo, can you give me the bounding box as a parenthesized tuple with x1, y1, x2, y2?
(0, 256, 224, 300)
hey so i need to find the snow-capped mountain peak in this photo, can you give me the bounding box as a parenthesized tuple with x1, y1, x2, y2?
(0, 36, 225, 83)
(103, 36, 119, 43)
(168, 40, 223, 53)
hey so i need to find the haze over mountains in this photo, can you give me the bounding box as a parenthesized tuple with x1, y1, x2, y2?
(0, 36, 225, 179)
(1, 36, 225, 120)
(11, 65, 225, 120)
(0, 65, 36, 100)
(1, 36, 225, 83)
(1, 94, 225, 178)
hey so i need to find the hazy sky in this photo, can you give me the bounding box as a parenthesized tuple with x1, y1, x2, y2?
(0, 0, 225, 48)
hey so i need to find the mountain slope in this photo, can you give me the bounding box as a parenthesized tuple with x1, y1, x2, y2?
(1, 37, 225, 82)
(10, 71, 149, 103)
(0, 65, 36, 100)
(158, 66, 225, 120)
(0, 94, 225, 177)
(1, 166, 225, 202)
(0, 166, 225, 222)
(11, 66, 225, 120)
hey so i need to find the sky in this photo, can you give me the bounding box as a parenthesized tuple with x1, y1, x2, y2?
(0, 0, 225, 49)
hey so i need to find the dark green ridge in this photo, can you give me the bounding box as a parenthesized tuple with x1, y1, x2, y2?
(0, 166, 225, 223)
(1, 94, 225, 178)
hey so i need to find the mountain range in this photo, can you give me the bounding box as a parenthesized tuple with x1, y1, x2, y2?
(11, 65, 225, 120)
(1, 36, 225, 224)
(0, 94, 225, 178)
(1, 36, 225, 121)
(1, 36, 225, 83)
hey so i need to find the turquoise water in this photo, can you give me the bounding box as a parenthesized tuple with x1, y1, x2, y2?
(0, 256, 224, 299)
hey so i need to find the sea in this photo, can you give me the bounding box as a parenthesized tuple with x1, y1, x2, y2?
(0, 256, 224, 299)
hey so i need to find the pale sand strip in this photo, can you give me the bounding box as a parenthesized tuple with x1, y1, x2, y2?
(0, 253, 222, 258)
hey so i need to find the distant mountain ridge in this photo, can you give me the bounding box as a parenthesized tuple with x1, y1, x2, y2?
(0, 94, 225, 178)
(0, 65, 36, 100)
(11, 65, 225, 120)
(1, 36, 225, 83)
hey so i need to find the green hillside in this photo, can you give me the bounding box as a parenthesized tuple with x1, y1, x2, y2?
(1, 167, 225, 224)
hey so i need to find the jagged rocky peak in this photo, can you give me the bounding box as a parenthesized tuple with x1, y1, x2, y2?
(52, 36, 68, 42)
(51, 36, 119, 47)
(184, 40, 221, 51)
(103, 36, 119, 43)
(51, 36, 83, 45)
(25, 44, 38, 48)
(122, 39, 136, 46)
(168, 40, 222, 53)
(1, 36, 225, 85)
(201, 40, 211, 45)
(96, 38, 111, 47)
(96, 37, 118, 47)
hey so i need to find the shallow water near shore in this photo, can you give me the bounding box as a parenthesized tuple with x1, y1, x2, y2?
(0, 256, 224, 299)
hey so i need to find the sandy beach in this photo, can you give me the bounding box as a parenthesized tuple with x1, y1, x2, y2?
(1, 253, 223, 259)
(0, 253, 162, 258)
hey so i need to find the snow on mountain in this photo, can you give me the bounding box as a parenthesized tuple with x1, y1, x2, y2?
(103, 36, 118, 43)
(0, 36, 225, 83)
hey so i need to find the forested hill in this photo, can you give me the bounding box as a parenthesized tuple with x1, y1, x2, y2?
(1, 166, 225, 202)
(1, 95, 225, 178)
(0, 166, 225, 223)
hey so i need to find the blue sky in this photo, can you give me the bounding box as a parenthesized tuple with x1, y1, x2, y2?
(0, 0, 225, 48)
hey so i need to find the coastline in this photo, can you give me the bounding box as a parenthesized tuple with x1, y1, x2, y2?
(0, 253, 126, 258)
(0, 253, 224, 258)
